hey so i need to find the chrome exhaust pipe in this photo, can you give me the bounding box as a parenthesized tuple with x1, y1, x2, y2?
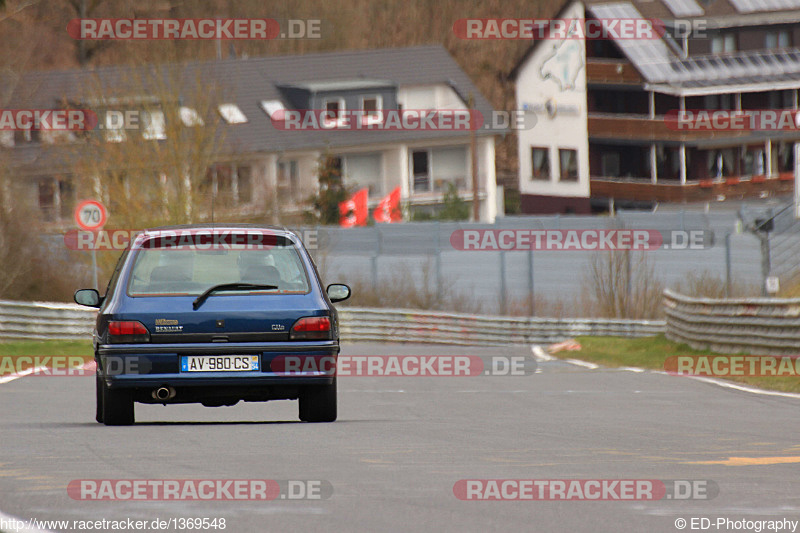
(153, 386, 176, 401)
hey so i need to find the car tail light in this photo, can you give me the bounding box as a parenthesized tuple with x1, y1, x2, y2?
(290, 317, 331, 340)
(108, 321, 150, 344)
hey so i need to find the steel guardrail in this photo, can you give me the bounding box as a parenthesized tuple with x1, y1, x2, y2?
(663, 289, 800, 355)
(0, 300, 665, 345)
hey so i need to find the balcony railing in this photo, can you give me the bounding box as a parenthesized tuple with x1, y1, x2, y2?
(586, 59, 643, 85)
(588, 113, 761, 142)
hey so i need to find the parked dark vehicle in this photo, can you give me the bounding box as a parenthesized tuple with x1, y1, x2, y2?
(74, 225, 350, 426)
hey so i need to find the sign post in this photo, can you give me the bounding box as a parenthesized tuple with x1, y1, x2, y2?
(74, 200, 108, 291)
(794, 142, 800, 218)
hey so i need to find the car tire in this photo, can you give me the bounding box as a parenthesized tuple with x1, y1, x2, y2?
(299, 377, 337, 422)
(95, 373, 104, 424)
(102, 380, 135, 426)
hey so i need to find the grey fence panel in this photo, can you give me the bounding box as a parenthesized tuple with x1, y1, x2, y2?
(0, 300, 665, 345)
(663, 289, 800, 355)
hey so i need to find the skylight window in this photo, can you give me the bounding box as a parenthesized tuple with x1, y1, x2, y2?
(179, 106, 204, 127)
(218, 103, 247, 124)
(260, 100, 285, 118)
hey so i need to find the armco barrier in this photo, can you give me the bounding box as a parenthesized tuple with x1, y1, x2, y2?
(0, 300, 96, 340)
(663, 289, 800, 355)
(337, 308, 664, 345)
(0, 300, 665, 345)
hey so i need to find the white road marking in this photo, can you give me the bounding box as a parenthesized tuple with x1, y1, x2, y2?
(0, 366, 50, 385)
(533, 344, 800, 400)
(0, 361, 94, 385)
(564, 359, 600, 370)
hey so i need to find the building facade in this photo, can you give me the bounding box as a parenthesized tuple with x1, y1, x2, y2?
(514, 0, 800, 214)
(2, 46, 502, 226)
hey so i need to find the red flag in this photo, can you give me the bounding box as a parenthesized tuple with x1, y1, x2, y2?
(338, 188, 369, 227)
(373, 187, 402, 224)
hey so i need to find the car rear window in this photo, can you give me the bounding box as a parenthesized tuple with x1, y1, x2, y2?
(127, 234, 311, 296)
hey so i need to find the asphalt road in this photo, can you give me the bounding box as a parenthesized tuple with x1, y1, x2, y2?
(2, 343, 800, 533)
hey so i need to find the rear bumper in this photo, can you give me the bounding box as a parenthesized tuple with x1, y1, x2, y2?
(97, 340, 339, 389)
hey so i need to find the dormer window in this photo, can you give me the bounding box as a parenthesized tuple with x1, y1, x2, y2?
(362, 96, 381, 117)
(324, 98, 344, 119)
(218, 103, 247, 124)
(766, 30, 791, 49)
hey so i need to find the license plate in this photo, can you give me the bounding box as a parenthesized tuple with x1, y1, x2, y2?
(181, 355, 260, 372)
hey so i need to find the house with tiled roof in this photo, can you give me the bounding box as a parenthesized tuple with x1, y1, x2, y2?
(512, 0, 800, 214)
(2, 45, 503, 224)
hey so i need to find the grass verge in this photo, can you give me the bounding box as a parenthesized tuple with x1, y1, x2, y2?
(0, 340, 93, 377)
(565, 335, 800, 394)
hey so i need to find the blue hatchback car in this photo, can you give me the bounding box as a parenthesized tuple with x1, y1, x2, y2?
(74, 225, 350, 426)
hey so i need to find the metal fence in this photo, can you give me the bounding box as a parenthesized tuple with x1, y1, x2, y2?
(308, 205, 787, 315)
(663, 289, 800, 355)
(0, 299, 664, 345)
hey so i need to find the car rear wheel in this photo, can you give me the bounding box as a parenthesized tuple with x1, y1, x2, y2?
(299, 378, 337, 422)
(102, 380, 135, 426)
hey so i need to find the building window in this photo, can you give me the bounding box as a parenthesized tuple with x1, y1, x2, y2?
(766, 30, 791, 49)
(704, 94, 734, 110)
(59, 179, 74, 219)
(362, 96, 381, 117)
(38, 178, 57, 221)
(768, 90, 794, 109)
(237, 165, 252, 204)
(218, 103, 247, 124)
(104, 110, 126, 142)
(324, 99, 344, 119)
(260, 100, 285, 119)
(601, 152, 620, 177)
(711, 33, 736, 53)
(531, 147, 550, 180)
(179, 106, 204, 127)
(412, 150, 430, 192)
(277, 160, 299, 201)
(559, 149, 579, 181)
(14, 128, 40, 144)
(141, 109, 166, 140)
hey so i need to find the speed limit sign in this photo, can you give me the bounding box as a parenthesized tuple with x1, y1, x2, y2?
(74, 199, 107, 231)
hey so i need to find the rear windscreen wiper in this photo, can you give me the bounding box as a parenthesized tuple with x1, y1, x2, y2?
(192, 283, 278, 310)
